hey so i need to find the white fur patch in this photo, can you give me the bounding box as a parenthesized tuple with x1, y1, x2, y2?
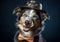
(22, 31, 33, 37)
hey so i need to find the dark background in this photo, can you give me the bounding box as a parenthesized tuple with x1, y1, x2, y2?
(0, 0, 60, 42)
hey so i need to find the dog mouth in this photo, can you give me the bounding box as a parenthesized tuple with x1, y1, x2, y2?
(23, 27, 30, 32)
(23, 24, 34, 32)
(23, 25, 32, 32)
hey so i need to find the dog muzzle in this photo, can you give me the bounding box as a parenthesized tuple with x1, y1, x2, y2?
(24, 20, 34, 28)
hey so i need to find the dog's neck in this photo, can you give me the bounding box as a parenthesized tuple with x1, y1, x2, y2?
(18, 30, 34, 42)
(21, 30, 34, 38)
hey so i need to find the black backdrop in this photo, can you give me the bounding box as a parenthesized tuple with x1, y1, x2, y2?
(0, 0, 60, 42)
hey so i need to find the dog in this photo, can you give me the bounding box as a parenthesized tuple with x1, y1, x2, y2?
(13, 0, 49, 42)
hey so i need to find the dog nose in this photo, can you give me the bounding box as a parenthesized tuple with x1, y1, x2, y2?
(25, 20, 31, 27)
(25, 20, 31, 25)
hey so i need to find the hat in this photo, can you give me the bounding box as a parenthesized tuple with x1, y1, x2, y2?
(13, 0, 47, 14)
(22, 0, 42, 10)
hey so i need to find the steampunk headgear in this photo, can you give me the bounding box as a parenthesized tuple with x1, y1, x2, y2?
(13, 0, 46, 14)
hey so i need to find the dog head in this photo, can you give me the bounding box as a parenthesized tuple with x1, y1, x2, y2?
(18, 9, 42, 32)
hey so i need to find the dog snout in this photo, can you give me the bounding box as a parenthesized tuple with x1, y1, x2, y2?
(25, 20, 30, 25)
(25, 20, 31, 27)
(25, 20, 33, 28)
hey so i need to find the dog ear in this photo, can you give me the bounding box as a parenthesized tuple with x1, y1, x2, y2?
(41, 11, 50, 21)
(13, 7, 22, 16)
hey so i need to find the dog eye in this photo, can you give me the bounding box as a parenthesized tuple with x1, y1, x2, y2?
(22, 14, 27, 17)
(33, 16, 39, 20)
(33, 16, 37, 17)
(33, 17, 36, 20)
(33, 16, 37, 20)
(33, 16, 38, 18)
